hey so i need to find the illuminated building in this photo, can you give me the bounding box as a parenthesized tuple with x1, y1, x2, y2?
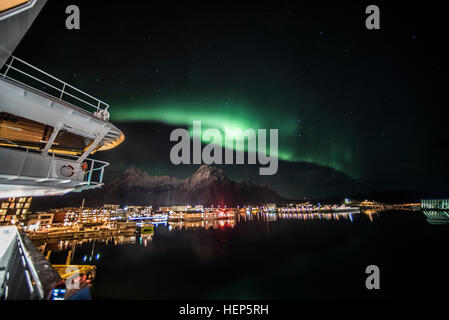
(0, 196, 32, 225)
(421, 199, 449, 210)
(26, 212, 54, 231)
(63, 208, 111, 225)
(103, 204, 120, 211)
(160, 205, 189, 212)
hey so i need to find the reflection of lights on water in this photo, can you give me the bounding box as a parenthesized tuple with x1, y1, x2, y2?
(152, 221, 167, 226)
(276, 212, 367, 222)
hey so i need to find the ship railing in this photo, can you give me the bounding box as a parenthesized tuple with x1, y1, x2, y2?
(0, 55, 110, 121)
(0, 226, 44, 299)
(0, 142, 109, 188)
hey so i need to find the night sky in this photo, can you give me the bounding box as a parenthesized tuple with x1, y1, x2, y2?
(12, 0, 448, 201)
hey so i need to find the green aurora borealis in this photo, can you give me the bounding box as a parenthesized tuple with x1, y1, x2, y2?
(13, 1, 449, 199)
(111, 98, 358, 177)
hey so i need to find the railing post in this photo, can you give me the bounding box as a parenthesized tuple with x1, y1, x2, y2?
(45, 153, 55, 179)
(17, 148, 29, 178)
(99, 167, 104, 184)
(87, 160, 95, 185)
(60, 83, 66, 100)
(3, 56, 15, 78)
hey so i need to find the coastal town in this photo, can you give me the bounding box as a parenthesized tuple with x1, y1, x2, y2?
(1, 196, 423, 240)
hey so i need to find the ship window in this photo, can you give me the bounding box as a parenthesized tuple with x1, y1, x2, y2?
(0, 112, 54, 150)
(50, 130, 93, 155)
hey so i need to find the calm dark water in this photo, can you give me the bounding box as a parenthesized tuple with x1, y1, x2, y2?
(42, 210, 449, 299)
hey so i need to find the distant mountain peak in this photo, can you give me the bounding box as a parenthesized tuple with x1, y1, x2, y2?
(117, 167, 182, 188)
(61, 165, 287, 207)
(195, 165, 226, 179)
(186, 165, 229, 188)
(122, 167, 145, 177)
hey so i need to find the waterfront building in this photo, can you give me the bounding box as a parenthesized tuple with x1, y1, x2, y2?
(25, 212, 54, 231)
(63, 208, 111, 225)
(421, 199, 449, 210)
(103, 204, 120, 211)
(160, 205, 188, 213)
(0, 196, 32, 225)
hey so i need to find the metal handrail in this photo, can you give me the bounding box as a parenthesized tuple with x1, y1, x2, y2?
(0, 226, 43, 299)
(15, 229, 45, 299)
(0, 56, 109, 117)
(0, 144, 109, 187)
(0, 138, 19, 146)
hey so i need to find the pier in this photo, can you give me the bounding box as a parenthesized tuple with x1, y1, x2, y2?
(27, 225, 136, 241)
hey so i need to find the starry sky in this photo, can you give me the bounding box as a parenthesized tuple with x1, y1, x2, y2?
(12, 0, 448, 200)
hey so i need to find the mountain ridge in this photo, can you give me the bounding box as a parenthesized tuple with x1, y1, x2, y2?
(102, 164, 286, 207)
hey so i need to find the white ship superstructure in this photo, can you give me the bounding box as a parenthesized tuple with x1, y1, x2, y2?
(0, 1, 124, 198)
